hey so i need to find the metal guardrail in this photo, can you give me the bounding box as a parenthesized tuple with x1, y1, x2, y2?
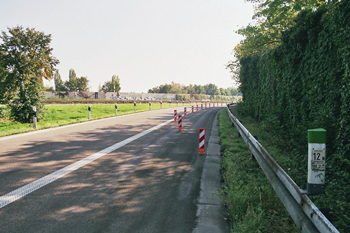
(226, 105, 339, 233)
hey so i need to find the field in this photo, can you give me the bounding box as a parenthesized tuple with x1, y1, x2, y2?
(0, 102, 184, 137)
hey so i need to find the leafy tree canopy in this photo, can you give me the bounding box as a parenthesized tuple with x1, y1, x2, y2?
(54, 69, 90, 92)
(100, 75, 121, 92)
(234, 0, 329, 59)
(148, 82, 237, 96)
(0, 26, 59, 122)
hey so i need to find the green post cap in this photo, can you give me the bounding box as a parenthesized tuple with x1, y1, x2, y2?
(308, 128, 326, 143)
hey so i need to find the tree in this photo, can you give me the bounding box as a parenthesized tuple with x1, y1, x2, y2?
(234, 0, 328, 59)
(53, 70, 66, 91)
(204, 83, 218, 96)
(186, 84, 196, 94)
(148, 87, 159, 93)
(169, 81, 182, 94)
(43, 85, 55, 91)
(194, 85, 205, 94)
(0, 26, 59, 122)
(77, 76, 89, 92)
(158, 84, 172, 93)
(101, 75, 121, 92)
(65, 69, 78, 91)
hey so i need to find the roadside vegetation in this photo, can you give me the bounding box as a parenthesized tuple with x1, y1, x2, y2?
(230, 1, 349, 230)
(0, 103, 175, 137)
(218, 107, 298, 233)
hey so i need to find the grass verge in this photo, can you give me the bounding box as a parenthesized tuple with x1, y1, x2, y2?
(0, 103, 179, 137)
(218, 107, 298, 232)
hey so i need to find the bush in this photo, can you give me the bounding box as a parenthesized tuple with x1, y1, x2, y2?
(9, 79, 45, 123)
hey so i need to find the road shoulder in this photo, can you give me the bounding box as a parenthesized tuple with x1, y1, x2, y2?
(193, 112, 229, 233)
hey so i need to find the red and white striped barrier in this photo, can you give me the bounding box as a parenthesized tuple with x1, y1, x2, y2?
(184, 107, 187, 117)
(174, 110, 177, 121)
(196, 105, 198, 111)
(178, 114, 182, 131)
(192, 106, 194, 113)
(198, 128, 205, 154)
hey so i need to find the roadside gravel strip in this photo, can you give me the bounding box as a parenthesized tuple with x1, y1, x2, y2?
(0, 118, 173, 209)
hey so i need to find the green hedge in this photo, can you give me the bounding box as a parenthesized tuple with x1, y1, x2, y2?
(237, 2, 350, 231)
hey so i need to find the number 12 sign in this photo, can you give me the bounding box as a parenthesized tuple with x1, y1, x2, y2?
(312, 148, 325, 171)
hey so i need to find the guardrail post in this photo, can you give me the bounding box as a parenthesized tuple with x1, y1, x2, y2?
(115, 103, 118, 115)
(307, 128, 326, 195)
(88, 104, 91, 119)
(32, 106, 37, 129)
(149, 102, 151, 110)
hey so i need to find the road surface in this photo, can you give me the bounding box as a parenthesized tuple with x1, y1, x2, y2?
(0, 106, 222, 233)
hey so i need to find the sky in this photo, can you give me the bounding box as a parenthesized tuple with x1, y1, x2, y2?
(0, 0, 255, 93)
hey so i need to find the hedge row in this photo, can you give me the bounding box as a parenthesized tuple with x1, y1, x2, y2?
(237, 2, 350, 231)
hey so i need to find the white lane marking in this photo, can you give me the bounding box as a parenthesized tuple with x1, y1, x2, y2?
(0, 119, 173, 209)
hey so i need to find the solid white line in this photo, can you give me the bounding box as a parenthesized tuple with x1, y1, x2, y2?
(0, 118, 173, 209)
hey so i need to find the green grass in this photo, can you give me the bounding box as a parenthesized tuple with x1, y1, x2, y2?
(0, 103, 181, 137)
(218, 108, 298, 233)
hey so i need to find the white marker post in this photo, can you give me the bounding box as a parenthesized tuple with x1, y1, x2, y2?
(149, 102, 151, 110)
(32, 106, 37, 129)
(115, 103, 118, 115)
(134, 102, 136, 112)
(307, 128, 326, 195)
(88, 104, 91, 120)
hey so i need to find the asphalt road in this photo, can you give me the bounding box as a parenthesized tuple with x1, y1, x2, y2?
(0, 106, 222, 233)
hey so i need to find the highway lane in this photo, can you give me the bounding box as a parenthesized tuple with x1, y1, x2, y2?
(0, 106, 222, 233)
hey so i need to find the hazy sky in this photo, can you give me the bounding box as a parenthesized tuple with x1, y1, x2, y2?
(0, 0, 255, 92)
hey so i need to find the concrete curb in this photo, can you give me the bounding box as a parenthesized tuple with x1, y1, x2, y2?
(193, 113, 229, 233)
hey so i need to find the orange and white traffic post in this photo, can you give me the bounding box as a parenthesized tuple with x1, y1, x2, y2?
(198, 128, 205, 154)
(174, 110, 177, 121)
(184, 107, 187, 116)
(178, 114, 182, 131)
